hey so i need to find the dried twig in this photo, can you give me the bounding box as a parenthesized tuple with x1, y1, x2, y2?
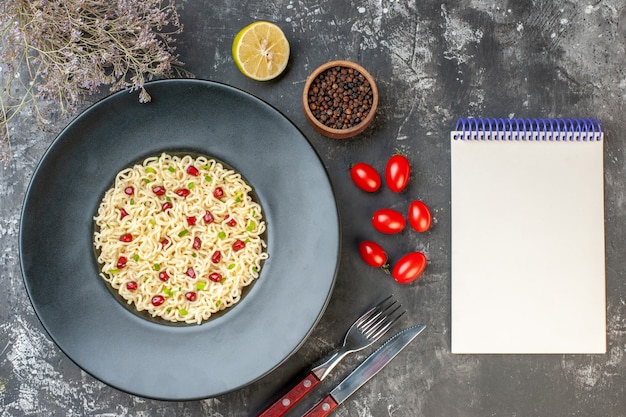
(0, 0, 191, 162)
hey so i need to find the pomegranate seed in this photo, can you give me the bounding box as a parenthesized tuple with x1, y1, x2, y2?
(193, 237, 202, 250)
(117, 256, 128, 269)
(209, 272, 222, 282)
(185, 292, 197, 302)
(175, 188, 190, 197)
(162, 201, 173, 211)
(124, 186, 134, 196)
(158, 271, 170, 281)
(185, 267, 196, 278)
(186, 166, 199, 176)
(152, 295, 165, 306)
(203, 210, 214, 224)
(152, 185, 166, 195)
(160, 238, 169, 249)
(126, 281, 138, 291)
(119, 208, 129, 219)
(187, 216, 197, 226)
(119, 233, 133, 242)
(225, 215, 237, 227)
(211, 250, 221, 264)
(213, 187, 224, 199)
(233, 240, 246, 251)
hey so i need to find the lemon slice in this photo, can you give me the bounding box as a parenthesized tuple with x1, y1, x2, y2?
(232, 21, 290, 81)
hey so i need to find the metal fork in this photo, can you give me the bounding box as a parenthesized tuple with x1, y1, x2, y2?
(257, 295, 404, 417)
(310, 295, 404, 381)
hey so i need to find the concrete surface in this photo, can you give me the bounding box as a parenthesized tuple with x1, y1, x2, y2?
(1, 1, 625, 416)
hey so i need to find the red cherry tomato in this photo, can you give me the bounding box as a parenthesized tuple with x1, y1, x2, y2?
(358, 241, 388, 268)
(350, 162, 381, 192)
(385, 154, 410, 193)
(408, 200, 432, 232)
(392, 252, 427, 284)
(372, 208, 406, 234)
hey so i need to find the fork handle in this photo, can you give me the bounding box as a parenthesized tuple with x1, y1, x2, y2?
(257, 372, 321, 417)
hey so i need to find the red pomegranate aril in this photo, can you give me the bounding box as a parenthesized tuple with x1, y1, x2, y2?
(175, 188, 190, 198)
(117, 256, 128, 269)
(152, 185, 166, 195)
(213, 187, 224, 199)
(119, 208, 129, 219)
(120, 233, 133, 242)
(186, 166, 199, 176)
(193, 236, 202, 250)
(225, 215, 237, 227)
(124, 186, 134, 196)
(152, 295, 165, 306)
(160, 238, 169, 249)
(211, 250, 221, 263)
(187, 216, 197, 226)
(185, 267, 196, 278)
(185, 292, 197, 302)
(126, 281, 138, 291)
(209, 272, 222, 282)
(162, 201, 173, 211)
(158, 271, 170, 281)
(233, 240, 245, 251)
(204, 210, 214, 224)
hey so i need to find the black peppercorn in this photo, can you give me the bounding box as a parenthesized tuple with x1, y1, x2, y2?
(307, 66, 372, 130)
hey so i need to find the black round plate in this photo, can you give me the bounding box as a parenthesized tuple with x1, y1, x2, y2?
(19, 80, 340, 400)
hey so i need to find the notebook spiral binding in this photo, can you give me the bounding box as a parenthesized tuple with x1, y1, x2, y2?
(453, 118, 602, 141)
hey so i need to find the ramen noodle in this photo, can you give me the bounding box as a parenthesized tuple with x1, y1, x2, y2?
(93, 153, 268, 324)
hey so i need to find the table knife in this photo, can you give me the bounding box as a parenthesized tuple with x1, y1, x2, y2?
(302, 324, 426, 417)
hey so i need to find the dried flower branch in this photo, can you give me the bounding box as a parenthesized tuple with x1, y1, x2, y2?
(0, 0, 191, 162)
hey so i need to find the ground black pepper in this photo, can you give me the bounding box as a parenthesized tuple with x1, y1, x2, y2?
(307, 66, 373, 130)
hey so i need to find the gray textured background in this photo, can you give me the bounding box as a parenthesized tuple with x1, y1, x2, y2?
(1, 1, 625, 416)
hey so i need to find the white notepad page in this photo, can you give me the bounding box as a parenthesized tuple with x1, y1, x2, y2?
(450, 126, 606, 354)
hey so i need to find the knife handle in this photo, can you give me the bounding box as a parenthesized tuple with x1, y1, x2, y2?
(302, 395, 339, 417)
(257, 372, 321, 417)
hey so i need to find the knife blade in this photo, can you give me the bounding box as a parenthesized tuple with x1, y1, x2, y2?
(301, 324, 426, 417)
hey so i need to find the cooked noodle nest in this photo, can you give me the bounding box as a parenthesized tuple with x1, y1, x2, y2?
(93, 153, 268, 324)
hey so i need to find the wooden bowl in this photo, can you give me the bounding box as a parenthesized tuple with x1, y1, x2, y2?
(302, 60, 378, 139)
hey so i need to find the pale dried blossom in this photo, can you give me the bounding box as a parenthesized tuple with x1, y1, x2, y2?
(0, 0, 191, 162)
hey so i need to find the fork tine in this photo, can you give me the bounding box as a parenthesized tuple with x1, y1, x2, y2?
(358, 296, 396, 327)
(359, 298, 399, 328)
(359, 297, 404, 341)
(364, 306, 405, 340)
(363, 303, 403, 336)
(355, 295, 394, 326)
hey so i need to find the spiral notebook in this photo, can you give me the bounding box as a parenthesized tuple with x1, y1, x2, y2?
(450, 118, 606, 354)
